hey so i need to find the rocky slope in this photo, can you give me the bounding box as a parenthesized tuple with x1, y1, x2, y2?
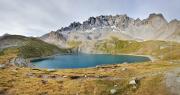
(41, 13, 180, 49)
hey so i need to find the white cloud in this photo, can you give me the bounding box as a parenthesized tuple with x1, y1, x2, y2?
(0, 0, 179, 36)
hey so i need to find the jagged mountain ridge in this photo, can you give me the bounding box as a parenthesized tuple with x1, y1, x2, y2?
(41, 13, 180, 48)
(57, 13, 167, 32)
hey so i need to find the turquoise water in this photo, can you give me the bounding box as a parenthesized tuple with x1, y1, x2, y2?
(31, 54, 150, 69)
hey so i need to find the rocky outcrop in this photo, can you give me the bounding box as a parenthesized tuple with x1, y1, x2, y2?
(10, 57, 32, 67)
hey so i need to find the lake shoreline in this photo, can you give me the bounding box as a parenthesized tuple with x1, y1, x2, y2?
(81, 52, 156, 62)
(29, 53, 74, 62)
(29, 53, 155, 62)
(116, 53, 157, 62)
(31, 53, 153, 69)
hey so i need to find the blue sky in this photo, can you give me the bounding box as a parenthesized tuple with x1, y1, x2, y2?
(0, 0, 179, 36)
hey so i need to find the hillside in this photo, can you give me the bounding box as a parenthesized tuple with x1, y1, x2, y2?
(0, 35, 69, 66)
(95, 38, 180, 60)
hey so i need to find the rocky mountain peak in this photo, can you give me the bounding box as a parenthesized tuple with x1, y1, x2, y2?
(57, 14, 134, 32)
(144, 13, 168, 28)
(147, 13, 167, 23)
(41, 31, 66, 41)
(148, 13, 164, 19)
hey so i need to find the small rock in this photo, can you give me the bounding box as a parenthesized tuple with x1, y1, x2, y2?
(121, 68, 127, 71)
(0, 64, 6, 69)
(114, 85, 118, 87)
(129, 80, 137, 85)
(110, 89, 117, 94)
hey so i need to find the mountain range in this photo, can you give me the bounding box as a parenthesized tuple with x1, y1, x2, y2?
(41, 13, 180, 48)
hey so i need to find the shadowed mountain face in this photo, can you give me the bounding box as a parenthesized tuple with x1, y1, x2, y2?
(41, 13, 180, 49)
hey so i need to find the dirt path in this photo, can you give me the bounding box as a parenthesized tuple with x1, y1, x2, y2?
(165, 67, 180, 95)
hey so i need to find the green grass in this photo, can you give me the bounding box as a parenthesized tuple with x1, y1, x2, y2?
(19, 38, 68, 58)
(67, 40, 82, 48)
(96, 37, 142, 54)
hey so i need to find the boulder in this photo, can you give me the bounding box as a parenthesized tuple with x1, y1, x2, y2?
(129, 77, 139, 89)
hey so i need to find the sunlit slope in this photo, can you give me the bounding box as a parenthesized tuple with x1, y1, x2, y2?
(95, 37, 180, 60)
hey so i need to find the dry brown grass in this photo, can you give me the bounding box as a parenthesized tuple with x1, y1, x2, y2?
(0, 61, 179, 95)
(132, 75, 170, 95)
